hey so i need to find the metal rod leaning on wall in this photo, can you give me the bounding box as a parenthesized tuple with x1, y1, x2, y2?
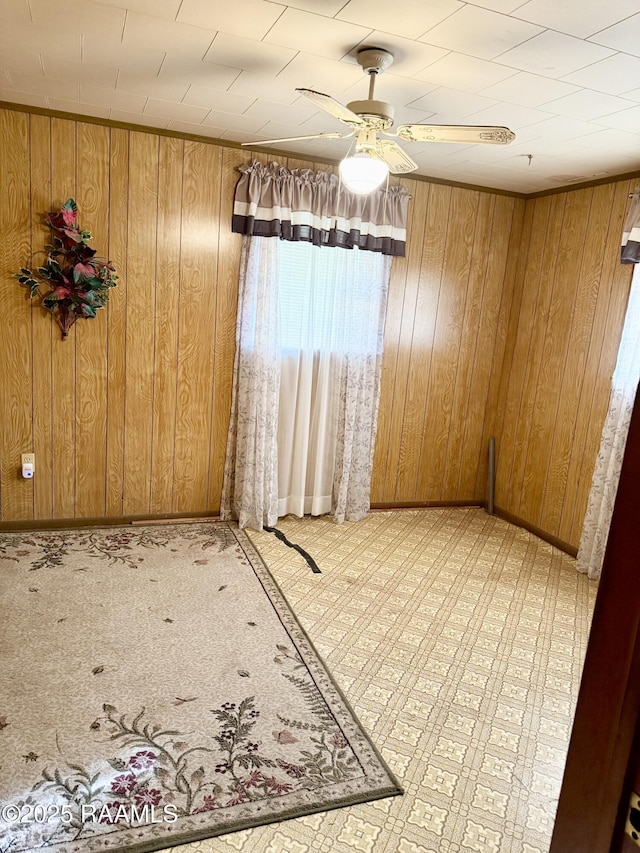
(488, 437, 495, 515)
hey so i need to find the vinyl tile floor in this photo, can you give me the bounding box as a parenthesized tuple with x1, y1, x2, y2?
(171, 507, 596, 853)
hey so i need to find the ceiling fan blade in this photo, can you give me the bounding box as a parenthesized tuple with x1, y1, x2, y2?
(375, 139, 418, 175)
(395, 125, 516, 144)
(241, 131, 349, 147)
(296, 88, 366, 125)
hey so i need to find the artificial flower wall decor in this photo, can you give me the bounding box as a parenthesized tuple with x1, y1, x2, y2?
(16, 198, 117, 339)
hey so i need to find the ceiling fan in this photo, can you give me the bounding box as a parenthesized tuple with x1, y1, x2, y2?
(242, 46, 516, 188)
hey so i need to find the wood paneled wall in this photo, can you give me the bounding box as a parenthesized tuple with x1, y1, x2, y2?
(371, 183, 525, 505)
(0, 109, 242, 522)
(0, 105, 634, 550)
(494, 180, 634, 549)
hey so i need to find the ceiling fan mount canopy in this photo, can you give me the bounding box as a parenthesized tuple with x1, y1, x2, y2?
(354, 47, 395, 76)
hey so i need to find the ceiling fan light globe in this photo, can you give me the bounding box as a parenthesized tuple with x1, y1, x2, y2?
(339, 152, 389, 194)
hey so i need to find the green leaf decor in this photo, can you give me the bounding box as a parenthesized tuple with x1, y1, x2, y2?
(15, 198, 118, 339)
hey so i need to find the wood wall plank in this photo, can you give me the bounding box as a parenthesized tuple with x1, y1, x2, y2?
(105, 127, 128, 517)
(50, 118, 77, 519)
(390, 179, 431, 501)
(76, 122, 109, 517)
(29, 114, 53, 519)
(122, 131, 158, 515)
(172, 140, 221, 513)
(150, 136, 183, 514)
(420, 187, 478, 501)
(0, 110, 32, 520)
(467, 195, 520, 500)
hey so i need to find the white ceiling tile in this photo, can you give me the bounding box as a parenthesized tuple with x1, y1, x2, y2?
(91, 0, 182, 21)
(588, 13, 640, 57)
(222, 129, 272, 144)
(617, 86, 640, 103)
(177, 0, 286, 41)
(144, 98, 210, 122)
(275, 52, 363, 95)
(480, 72, 580, 107)
(418, 6, 543, 60)
(166, 119, 225, 137)
(467, 102, 555, 128)
(562, 53, 640, 95)
(182, 85, 255, 113)
(355, 73, 437, 107)
(157, 57, 240, 91)
(109, 108, 170, 128)
(541, 89, 638, 120)
(415, 52, 518, 93)
(47, 98, 110, 119)
(342, 32, 448, 78)
(244, 99, 320, 124)
(462, 0, 528, 11)
(80, 39, 165, 73)
(264, 9, 372, 60)
(0, 0, 637, 192)
(513, 0, 640, 39)
(0, 26, 82, 62)
(589, 104, 640, 133)
(336, 0, 463, 42)
(579, 126, 640, 153)
(0, 1, 31, 25)
(42, 58, 118, 89)
(204, 33, 296, 74)
(7, 72, 79, 101)
(123, 12, 216, 59)
(228, 70, 301, 104)
(279, 0, 350, 15)
(408, 87, 499, 119)
(0, 44, 43, 77)
(201, 109, 267, 132)
(116, 70, 189, 102)
(0, 87, 49, 108)
(81, 85, 147, 112)
(391, 104, 438, 124)
(497, 31, 614, 78)
(514, 114, 603, 141)
(29, 0, 126, 40)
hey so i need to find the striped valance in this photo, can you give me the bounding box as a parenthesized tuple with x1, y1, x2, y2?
(232, 160, 409, 257)
(621, 191, 640, 263)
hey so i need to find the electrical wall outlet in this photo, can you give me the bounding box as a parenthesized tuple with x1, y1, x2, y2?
(21, 453, 35, 473)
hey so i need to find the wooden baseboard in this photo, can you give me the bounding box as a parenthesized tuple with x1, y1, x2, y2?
(492, 505, 578, 557)
(370, 500, 484, 510)
(0, 510, 220, 532)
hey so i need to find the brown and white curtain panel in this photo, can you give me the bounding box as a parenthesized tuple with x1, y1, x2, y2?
(231, 159, 409, 257)
(578, 194, 640, 579)
(222, 161, 408, 530)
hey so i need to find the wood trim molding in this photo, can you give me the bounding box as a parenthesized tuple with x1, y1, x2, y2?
(492, 505, 578, 556)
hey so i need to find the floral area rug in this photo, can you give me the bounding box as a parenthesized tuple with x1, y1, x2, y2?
(0, 522, 400, 853)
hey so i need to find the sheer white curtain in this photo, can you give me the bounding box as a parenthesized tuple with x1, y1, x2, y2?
(221, 237, 391, 530)
(577, 264, 640, 580)
(221, 237, 281, 530)
(277, 241, 390, 522)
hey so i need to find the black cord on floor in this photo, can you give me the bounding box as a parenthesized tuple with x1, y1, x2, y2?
(263, 526, 321, 574)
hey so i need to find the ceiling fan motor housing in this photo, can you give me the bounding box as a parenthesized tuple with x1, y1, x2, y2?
(346, 99, 395, 130)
